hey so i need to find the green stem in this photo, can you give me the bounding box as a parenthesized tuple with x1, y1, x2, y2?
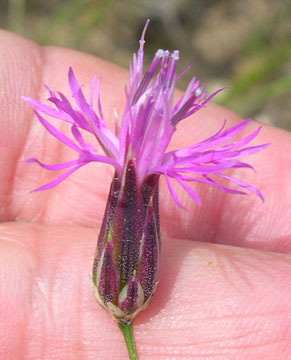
(118, 322, 138, 360)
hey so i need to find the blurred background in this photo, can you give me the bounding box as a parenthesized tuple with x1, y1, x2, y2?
(1, 0, 290, 130)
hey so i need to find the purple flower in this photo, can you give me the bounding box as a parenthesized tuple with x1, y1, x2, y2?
(23, 20, 268, 323)
(22, 21, 267, 206)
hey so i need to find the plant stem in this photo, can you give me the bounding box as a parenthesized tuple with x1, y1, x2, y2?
(118, 322, 138, 360)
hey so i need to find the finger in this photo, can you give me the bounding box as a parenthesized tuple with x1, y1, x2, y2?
(1, 31, 291, 253)
(0, 30, 127, 226)
(0, 30, 43, 222)
(0, 222, 290, 359)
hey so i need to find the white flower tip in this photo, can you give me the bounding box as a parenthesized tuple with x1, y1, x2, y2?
(164, 50, 170, 58)
(194, 87, 202, 97)
(156, 49, 164, 57)
(172, 50, 179, 60)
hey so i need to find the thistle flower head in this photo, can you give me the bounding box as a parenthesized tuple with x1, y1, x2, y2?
(23, 19, 267, 207)
(23, 20, 268, 324)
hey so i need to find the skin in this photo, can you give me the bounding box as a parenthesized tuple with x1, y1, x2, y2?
(0, 30, 291, 360)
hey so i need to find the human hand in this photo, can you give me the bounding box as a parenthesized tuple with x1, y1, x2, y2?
(1, 30, 290, 359)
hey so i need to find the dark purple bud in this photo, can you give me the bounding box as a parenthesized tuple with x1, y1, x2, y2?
(93, 159, 160, 324)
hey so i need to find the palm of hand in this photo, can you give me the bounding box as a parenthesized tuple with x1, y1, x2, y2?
(1, 31, 291, 359)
